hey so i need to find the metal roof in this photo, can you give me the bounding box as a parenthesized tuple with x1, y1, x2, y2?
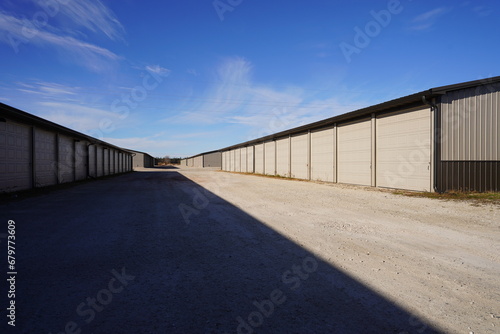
(0, 102, 132, 154)
(218, 76, 500, 151)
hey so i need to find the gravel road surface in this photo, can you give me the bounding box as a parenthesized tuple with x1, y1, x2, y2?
(0, 167, 498, 333)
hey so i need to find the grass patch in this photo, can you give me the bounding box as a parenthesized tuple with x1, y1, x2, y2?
(393, 190, 500, 205)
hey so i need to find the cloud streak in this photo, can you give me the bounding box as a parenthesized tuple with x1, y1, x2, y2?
(410, 7, 449, 31)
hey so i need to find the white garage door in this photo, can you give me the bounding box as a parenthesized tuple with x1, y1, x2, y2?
(247, 146, 254, 173)
(291, 133, 308, 180)
(264, 141, 275, 175)
(234, 148, 241, 172)
(338, 119, 372, 186)
(376, 107, 431, 191)
(241, 147, 248, 173)
(229, 150, 235, 171)
(311, 127, 335, 182)
(34, 128, 57, 187)
(254, 144, 264, 174)
(276, 137, 290, 177)
(0, 121, 31, 192)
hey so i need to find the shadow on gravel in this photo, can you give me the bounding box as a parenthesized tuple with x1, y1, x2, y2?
(0, 170, 443, 334)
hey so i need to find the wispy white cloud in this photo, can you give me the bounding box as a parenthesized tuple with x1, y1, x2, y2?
(162, 57, 364, 139)
(0, 11, 120, 71)
(47, 0, 126, 41)
(146, 64, 171, 76)
(473, 6, 492, 17)
(36, 101, 121, 133)
(410, 7, 450, 31)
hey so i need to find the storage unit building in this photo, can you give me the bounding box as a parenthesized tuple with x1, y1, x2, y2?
(219, 77, 500, 192)
(127, 150, 155, 169)
(0, 103, 133, 193)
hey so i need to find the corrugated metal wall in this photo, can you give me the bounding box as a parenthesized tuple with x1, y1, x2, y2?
(240, 148, 247, 172)
(234, 148, 241, 172)
(438, 83, 500, 191)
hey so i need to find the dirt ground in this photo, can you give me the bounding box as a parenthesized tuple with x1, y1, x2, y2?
(0, 167, 498, 333)
(182, 168, 500, 334)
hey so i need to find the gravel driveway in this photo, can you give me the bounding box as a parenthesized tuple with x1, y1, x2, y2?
(1, 167, 498, 333)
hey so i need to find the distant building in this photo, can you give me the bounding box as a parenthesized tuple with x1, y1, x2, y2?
(126, 150, 156, 169)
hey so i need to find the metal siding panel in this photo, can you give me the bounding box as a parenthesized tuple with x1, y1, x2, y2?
(264, 141, 275, 175)
(0, 120, 31, 192)
(204, 152, 221, 167)
(311, 127, 335, 182)
(441, 84, 500, 161)
(337, 119, 371, 186)
(34, 128, 57, 187)
(247, 146, 254, 173)
(194, 156, 203, 168)
(376, 108, 431, 191)
(254, 144, 264, 174)
(276, 138, 290, 177)
(290, 133, 308, 179)
(103, 149, 109, 175)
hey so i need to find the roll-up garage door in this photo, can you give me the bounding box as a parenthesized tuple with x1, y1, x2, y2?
(254, 144, 264, 174)
(234, 148, 241, 172)
(96, 146, 103, 177)
(0, 121, 31, 192)
(376, 107, 431, 191)
(58, 135, 73, 183)
(241, 147, 248, 173)
(247, 146, 254, 173)
(276, 137, 290, 177)
(338, 119, 371, 186)
(291, 133, 308, 180)
(75, 141, 87, 180)
(311, 127, 335, 182)
(264, 141, 275, 175)
(34, 128, 57, 187)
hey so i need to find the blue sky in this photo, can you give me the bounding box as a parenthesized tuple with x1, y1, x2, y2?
(0, 0, 498, 158)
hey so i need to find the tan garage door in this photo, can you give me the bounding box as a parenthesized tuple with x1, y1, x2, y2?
(264, 141, 275, 175)
(241, 147, 248, 173)
(376, 107, 431, 191)
(247, 146, 254, 173)
(311, 127, 335, 182)
(338, 119, 371, 186)
(276, 137, 290, 177)
(290, 133, 308, 180)
(254, 144, 264, 174)
(234, 148, 241, 172)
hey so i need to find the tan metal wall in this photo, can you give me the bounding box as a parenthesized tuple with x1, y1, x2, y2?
(254, 143, 264, 174)
(0, 120, 31, 192)
(34, 128, 57, 187)
(276, 137, 290, 177)
(290, 133, 308, 180)
(376, 107, 431, 191)
(264, 141, 275, 175)
(337, 119, 371, 186)
(441, 84, 500, 161)
(311, 127, 335, 182)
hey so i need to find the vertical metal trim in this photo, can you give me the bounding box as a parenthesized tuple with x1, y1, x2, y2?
(274, 140, 277, 175)
(371, 114, 376, 187)
(332, 123, 338, 183)
(55, 133, 60, 184)
(307, 130, 311, 180)
(335, 123, 338, 183)
(288, 134, 292, 178)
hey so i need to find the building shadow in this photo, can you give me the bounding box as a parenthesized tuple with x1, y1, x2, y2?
(1, 170, 443, 334)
